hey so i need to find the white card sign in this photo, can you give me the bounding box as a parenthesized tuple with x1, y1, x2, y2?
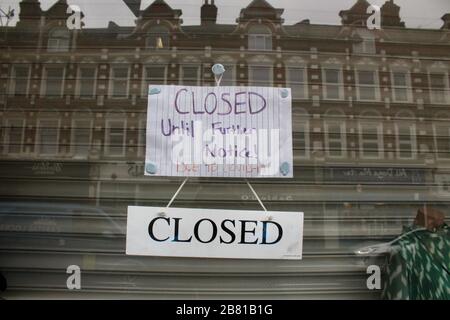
(145, 85, 293, 178)
(126, 206, 304, 260)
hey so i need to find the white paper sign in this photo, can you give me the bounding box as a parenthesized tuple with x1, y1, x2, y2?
(145, 85, 293, 178)
(126, 206, 303, 260)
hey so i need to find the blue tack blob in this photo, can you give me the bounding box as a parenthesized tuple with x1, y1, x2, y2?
(145, 163, 157, 174)
(212, 63, 225, 75)
(280, 162, 290, 176)
(149, 87, 161, 95)
(280, 89, 289, 98)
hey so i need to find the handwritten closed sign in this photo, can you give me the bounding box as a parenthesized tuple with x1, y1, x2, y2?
(145, 85, 293, 178)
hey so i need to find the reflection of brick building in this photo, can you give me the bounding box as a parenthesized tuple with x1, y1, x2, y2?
(0, 0, 449, 298)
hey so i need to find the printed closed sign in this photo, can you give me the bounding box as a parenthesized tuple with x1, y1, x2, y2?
(126, 206, 303, 260)
(145, 85, 293, 178)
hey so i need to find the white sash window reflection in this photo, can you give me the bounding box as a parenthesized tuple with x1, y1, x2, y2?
(395, 111, 417, 160)
(9, 65, 30, 97)
(293, 109, 310, 159)
(77, 66, 97, 98)
(37, 118, 60, 156)
(356, 69, 379, 101)
(180, 64, 200, 86)
(142, 64, 167, 96)
(110, 65, 130, 98)
(391, 70, 412, 102)
(248, 25, 272, 51)
(287, 65, 307, 100)
(105, 113, 127, 157)
(47, 28, 70, 52)
(429, 71, 449, 104)
(322, 66, 343, 100)
(359, 111, 383, 159)
(433, 113, 450, 160)
(324, 110, 347, 159)
(72, 115, 93, 159)
(42, 66, 65, 98)
(4, 118, 25, 154)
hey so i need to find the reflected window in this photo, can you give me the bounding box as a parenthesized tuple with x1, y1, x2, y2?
(143, 65, 166, 96)
(248, 25, 272, 51)
(42, 66, 65, 97)
(249, 65, 272, 87)
(220, 64, 235, 86)
(359, 113, 383, 159)
(392, 70, 412, 102)
(325, 112, 346, 158)
(395, 117, 417, 160)
(72, 119, 92, 159)
(138, 119, 146, 157)
(296, 120, 310, 159)
(287, 67, 307, 99)
(434, 122, 450, 159)
(106, 119, 126, 157)
(77, 66, 97, 98)
(180, 65, 200, 85)
(352, 29, 376, 55)
(356, 69, 379, 101)
(145, 26, 170, 49)
(9, 65, 30, 97)
(110, 65, 129, 98)
(4, 119, 25, 154)
(47, 28, 70, 52)
(429, 72, 449, 104)
(323, 68, 343, 100)
(37, 119, 59, 156)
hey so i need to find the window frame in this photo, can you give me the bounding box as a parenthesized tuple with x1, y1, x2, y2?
(71, 118, 93, 159)
(355, 68, 380, 102)
(76, 65, 98, 99)
(105, 118, 127, 157)
(359, 119, 384, 160)
(286, 66, 308, 100)
(36, 118, 61, 156)
(141, 64, 167, 97)
(3, 118, 26, 155)
(109, 65, 130, 99)
(391, 69, 413, 103)
(9, 64, 31, 97)
(324, 119, 347, 159)
(41, 65, 66, 98)
(322, 66, 344, 100)
(395, 122, 417, 160)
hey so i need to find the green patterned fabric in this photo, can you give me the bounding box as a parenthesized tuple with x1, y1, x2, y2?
(382, 224, 450, 300)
